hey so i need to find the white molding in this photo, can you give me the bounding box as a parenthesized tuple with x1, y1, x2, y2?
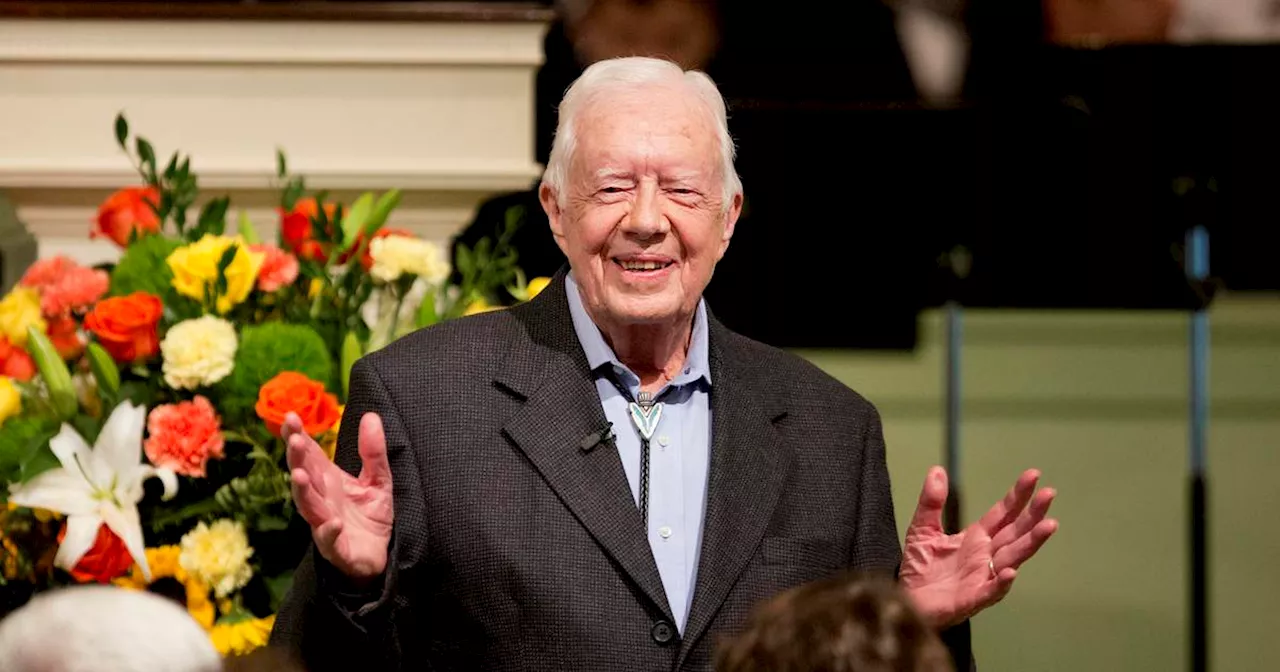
(0, 165, 542, 192)
(0, 19, 548, 66)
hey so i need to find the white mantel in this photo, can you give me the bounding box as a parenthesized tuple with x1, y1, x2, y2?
(0, 11, 550, 265)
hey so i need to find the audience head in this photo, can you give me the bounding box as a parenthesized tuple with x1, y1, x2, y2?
(716, 572, 955, 672)
(540, 56, 743, 332)
(0, 585, 222, 672)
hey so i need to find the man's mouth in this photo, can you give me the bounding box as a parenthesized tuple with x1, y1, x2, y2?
(613, 258, 673, 272)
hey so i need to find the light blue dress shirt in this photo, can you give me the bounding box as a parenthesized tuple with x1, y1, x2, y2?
(565, 272, 712, 634)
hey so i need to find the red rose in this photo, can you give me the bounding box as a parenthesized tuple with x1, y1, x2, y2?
(93, 187, 161, 247)
(83, 292, 163, 363)
(280, 198, 337, 263)
(46, 314, 84, 360)
(0, 337, 35, 381)
(57, 522, 135, 583)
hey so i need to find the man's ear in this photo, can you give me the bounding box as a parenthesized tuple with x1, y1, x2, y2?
(540, 182, 570, 256)
(716, 191, 744, 261)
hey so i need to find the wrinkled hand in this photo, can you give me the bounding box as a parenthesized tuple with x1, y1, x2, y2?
(900, 467, 1058, 628)
(284, 411, 394, 583)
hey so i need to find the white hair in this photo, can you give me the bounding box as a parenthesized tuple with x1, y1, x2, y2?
(542, 56, 743, 209)
(0, 585, 223, 672)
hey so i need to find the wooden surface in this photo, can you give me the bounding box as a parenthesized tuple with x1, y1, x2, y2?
(0, 1, 553, 23)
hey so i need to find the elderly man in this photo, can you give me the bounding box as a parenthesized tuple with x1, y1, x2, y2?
(272, 56, 1058, 671)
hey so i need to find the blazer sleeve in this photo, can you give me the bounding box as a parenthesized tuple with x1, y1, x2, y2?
(269, 357, 428, 671)
(855, 404, 977, 672)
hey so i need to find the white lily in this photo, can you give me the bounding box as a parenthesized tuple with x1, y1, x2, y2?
(7, 401, 177, 581)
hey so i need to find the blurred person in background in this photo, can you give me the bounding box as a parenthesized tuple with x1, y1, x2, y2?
(717, 573, 955, 672)
(0, 584, 222, 672)
(453, 0, 923, 290)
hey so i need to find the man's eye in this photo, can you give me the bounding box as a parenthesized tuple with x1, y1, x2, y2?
(600, 187, 624, 194)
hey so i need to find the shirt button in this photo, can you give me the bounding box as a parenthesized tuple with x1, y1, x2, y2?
(651, 620, 676, 645)
(658, 435, 670, 446)
(658, 526, 672, 539)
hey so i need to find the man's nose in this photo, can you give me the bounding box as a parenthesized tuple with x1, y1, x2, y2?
(622, 181, 668, 238)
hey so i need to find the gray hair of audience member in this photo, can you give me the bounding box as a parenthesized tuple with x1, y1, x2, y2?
(0, 585, 223, 672)
(541, 56, 743, 209)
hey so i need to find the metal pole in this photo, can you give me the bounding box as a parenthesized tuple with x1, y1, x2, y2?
(1187, 224, 1210, 672)
(943, 300, 962, 534)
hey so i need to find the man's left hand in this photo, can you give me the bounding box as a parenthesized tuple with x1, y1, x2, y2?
(900, 467, 1058, 628)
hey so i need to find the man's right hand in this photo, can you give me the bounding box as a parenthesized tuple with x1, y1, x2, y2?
(284, 411, 395, 583)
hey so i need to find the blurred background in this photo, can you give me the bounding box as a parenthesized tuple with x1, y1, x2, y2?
(1, 1, 1279, 669)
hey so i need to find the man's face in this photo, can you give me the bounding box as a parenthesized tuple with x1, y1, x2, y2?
(542, 84, 742, 328)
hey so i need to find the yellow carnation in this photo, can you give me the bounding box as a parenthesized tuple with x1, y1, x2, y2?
(0, 376, 20, 426)
(369, 236, 450, 284)
(161, 315, 237, 390)
(210, 614, 275, 656)
(0, 287, 45, 347)
(179, 519, 254, 599)
(166, 234, 264, 314)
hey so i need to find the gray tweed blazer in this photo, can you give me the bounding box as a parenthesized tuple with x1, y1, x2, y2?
(271, 269, 972, 671)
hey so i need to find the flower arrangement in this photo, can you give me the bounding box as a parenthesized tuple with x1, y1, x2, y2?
(0, 114, 544, 656)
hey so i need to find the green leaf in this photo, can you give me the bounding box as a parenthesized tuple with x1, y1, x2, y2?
(364, 189, 402, 237)
(114, 113, 129, 148)
(456, 244, 475, 278)
(136, 137, 156, 182)
(214, 243, 238, 298)
(196, 196, 230, 238)
(342, 192, 374, 246)
(416, 287, 439, 328)
(17, 443, 59, 483)
(163, 152, 179, 180)
(236, 210, 260, 245)
(265, 571, 295, 613)
(86, 342, 120, 399)
(281, 179, 305, 212)
(275, 148, 288, 179)
(340, 331, 362, 401)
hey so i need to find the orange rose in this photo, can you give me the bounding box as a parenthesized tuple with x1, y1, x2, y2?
(83, 292, 163, 363)
(93, 186, 161, 247)
(255, 371, 341, 438)
(279, 198, 337, 263)
(57, 522, 135, 583)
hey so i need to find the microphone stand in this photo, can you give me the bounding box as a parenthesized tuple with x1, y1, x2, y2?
(1186, 222, 1211, 672)
(941, 245, 972, 534)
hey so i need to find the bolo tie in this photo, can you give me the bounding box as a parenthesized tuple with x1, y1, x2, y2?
(605, 373, 668, 529)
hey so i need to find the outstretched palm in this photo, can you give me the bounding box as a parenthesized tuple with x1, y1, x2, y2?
(900, 467, 1058, 628)
(284, 411, 394, 582)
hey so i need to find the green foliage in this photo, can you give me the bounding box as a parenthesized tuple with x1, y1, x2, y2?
(109, 234, 182, 298)
(446, 205, 525, 318)
(215, 468, 292, 533)
(0, 416, 60, 486)
(215, 323, 333, 425)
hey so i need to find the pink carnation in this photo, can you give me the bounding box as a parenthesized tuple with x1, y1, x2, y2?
(20, 256, 109, 317)
(251, 244, 299, 293)
(144, 395, 225, 478)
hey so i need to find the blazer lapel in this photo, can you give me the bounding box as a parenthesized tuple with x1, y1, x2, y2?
(678, 316, 792, 664)
(497, 271, 673, 620)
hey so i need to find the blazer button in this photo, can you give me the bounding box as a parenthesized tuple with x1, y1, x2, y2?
(651, 620, 676, 645)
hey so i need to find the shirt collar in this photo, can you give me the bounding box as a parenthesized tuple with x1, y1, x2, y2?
(565, 271, 711, 388)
